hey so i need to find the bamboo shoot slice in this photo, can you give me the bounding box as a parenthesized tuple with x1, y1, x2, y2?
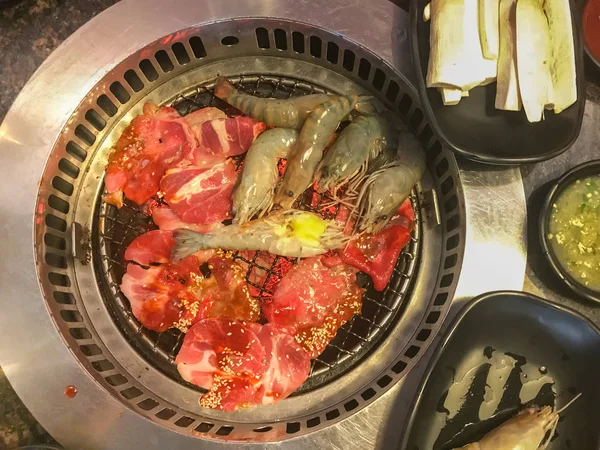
(479, 0, 500, 60)
(495, 0, 521, 111)
(516, 0, 552, 123)
(440, 88, 463, 105)
(544, 0, 577, 113)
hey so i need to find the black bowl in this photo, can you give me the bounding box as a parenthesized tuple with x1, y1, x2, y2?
(540, 160, 600, 303)
(409, 0, 586, 165)
(400, 291, 600, 450)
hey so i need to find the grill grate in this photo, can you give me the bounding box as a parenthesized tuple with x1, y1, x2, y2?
(96, 75, 420, 393)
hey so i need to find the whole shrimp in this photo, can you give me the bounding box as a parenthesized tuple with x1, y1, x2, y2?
(274, 95, 363, 209)
(355, 130, 426, 234)
(315, 115, 397, 194)
(232, 128, 299, 224)
(214, 77, 332, 129)
(453, 394, 581, 450)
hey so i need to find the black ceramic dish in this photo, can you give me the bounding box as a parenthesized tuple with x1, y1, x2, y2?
(400, 291, 600, 450)
(409, 0, 586, 165)
(539, 160, 600, 303)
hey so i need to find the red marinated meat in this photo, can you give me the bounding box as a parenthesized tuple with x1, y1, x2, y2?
(152, 205, 205, 231)
(104, 104, 194, 207)
(339, 199, 414, 291)
(160, 160, 239, 225)
(189, 116, 266, 165)
(124, 229, 174, 265)
(184, 107, 226, 128)
(264, 256, 364, 358)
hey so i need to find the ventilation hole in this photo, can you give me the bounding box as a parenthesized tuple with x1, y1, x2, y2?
(97, 94, 118, 116)
(171, 42, 190, 64)
(377, 375, 392, 388)
(426, 311, 440, 324)
(65, 141, 86, 163)
(92, 359, 114, 372)
(138, 398, 159, 411)
(434, 292, 449, 306)
(327, 41, 339, 64)
(155, 50, 174, 72)
(255, 27, 270, 49)
(373, 68, 386, 91)
(344, 399, 359, 412)
(441, 177, 454, 195)
(189, 36, 207, 57)
(358, 58, 371, 80)
(392, 359, 408, 374)
(84, 109, 105, 131)
(48, 195, 69, 214)
(156, 408, 177, 420)
(286, 422, 301, 434)
(215, 425, 233, 436)
(74, 125, 95, 146)
(446, 214, 459, 233)
(292, 31, 305, 53)
(420, 124, 433, 144)
(444, 254, 458, 269)
(436, 158, 450, 178)
(361, 388, 377, 400)
(48, 272, 70, 287)
(46, 253, 67, 269)
(309, 36, 322, 57)
(106, 374, 128, 387)
(60, 309, 82, 322)
(386, 80, 400, 102)
(58, 158, 80, 179)
(343, 49, 356, 71)
(405, 345, 420, 358)
(273, 29, 287, 50)
(45, 214, 67, 232)
(326, 409, 340, 420)
(53, 291, 74, 304)
(195, 422, 214, 433)
(69, 327, 92, 340)
(306, 417, 321, 428)
(446, 233, 459, 251)
(124, 69, 144, 92)
(45, 233, 66, 250)
(52, 176, 74, 196)
(399, 94, 413, 114)
(416, 329, 431, 342)
(138, 59, 159, 82)
(445, 195, 458, 214)
(410, 108, 424, 129)
(80, 344, 102, 356)
(440, 273, 454, 288)
(110, 81, 131, 104)
(253, 426, 273, 433)
(121, 386, 143, 400)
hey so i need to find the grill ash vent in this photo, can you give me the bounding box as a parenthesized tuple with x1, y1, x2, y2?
(35, 18, 464, 441)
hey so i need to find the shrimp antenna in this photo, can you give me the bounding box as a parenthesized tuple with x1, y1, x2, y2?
(555, 392, 582, 414)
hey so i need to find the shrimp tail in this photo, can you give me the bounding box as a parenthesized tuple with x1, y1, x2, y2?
(171, 229, 207, 261)
(214, 76, 236, 101)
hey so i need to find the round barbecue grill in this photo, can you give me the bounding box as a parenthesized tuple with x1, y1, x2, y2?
(0, 0, 527, 448)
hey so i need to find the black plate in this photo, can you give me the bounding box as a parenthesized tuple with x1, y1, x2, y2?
(400, 291, 600, 449)
(409, 0, 586, 165)
(540, 160, 600, 303)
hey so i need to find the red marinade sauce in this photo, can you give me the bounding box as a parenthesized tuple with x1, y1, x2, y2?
(584, 0, 600, 63)
(64, 385, 78, 398)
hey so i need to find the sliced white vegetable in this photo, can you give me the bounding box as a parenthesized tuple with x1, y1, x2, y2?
(478, 0, 500, 60)
(544, 0, 577, 113)
(495, 0, 521, 111)
(440, 88, 462, 105)
(516, 0, 552, 123)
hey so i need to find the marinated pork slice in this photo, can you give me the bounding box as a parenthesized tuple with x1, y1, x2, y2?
(124, 229, 175, 265)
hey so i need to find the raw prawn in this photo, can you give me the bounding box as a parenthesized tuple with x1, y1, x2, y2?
(232, 128, 299, 224)
(274, 95, 363, 208)
(453, 394, 581, 450)
(171, 210, 347, 261)
(355, 131, 426, 234)
(315, 115, 397, 194)
(214, 77, 332, 129)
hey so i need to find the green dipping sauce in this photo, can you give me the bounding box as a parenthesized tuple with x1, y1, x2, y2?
(548, 176, 600, 291)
